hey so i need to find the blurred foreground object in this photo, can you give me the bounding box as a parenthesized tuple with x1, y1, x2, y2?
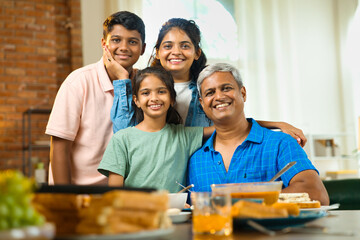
(32, 189, 172, 236)
(0, 170, 45, 230)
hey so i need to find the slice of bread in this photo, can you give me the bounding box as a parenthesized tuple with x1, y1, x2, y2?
(232, 200, 288, 219)
(271, 202, 300, 216)
(296, 201, 321, 209)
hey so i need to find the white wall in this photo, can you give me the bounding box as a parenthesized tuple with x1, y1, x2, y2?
(80, 0, 105, 66)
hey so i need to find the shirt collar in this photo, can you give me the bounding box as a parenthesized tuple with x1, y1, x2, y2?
(203, 118, 264, 152)
(245, 118, 264, 144)
(96, 58, 113, 92)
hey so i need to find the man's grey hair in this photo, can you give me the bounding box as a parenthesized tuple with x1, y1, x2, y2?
(197, 63, 243, 96)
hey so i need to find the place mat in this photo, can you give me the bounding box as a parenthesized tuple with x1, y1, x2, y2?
(55, 227, 174, 240)
(35, 184, 155, 194)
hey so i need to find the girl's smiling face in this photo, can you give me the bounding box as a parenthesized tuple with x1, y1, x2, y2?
(133, 74, 173, 121)
(156, 28, 200, 81)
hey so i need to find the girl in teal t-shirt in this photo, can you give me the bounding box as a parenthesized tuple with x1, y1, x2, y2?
(98, 67, 214, 192)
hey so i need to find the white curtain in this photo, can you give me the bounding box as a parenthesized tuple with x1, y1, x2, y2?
(233, 0, 358, 140)
(345, 2, 360, 148)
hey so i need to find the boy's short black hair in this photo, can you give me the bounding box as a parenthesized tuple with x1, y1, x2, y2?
(103, 11, 145, 43)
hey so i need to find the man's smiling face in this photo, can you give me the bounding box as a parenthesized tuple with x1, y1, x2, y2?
(199, 71, 246, 124)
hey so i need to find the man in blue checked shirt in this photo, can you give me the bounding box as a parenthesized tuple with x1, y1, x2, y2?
(187, 63, 329, 206)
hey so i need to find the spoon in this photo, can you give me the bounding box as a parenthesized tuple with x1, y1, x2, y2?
(176, 181, 194, 193)
(269, 161, 296, 182)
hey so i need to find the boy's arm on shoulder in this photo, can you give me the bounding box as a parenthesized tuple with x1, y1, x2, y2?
(50, 136, 72, 184)
(203, 126, 215, 142)
(257, 120, 307, 147)
(282, 170, 330, 205)
(108, 172, 124, 187)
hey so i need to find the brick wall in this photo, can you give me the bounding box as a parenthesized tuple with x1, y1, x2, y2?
(0, 0, 83, 175)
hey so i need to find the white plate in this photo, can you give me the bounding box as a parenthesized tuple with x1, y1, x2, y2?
(0, 223, 55, 239)
(169, 212, 192, 223)
(300, 204, 340, 212)
(55, 227, 174, 240)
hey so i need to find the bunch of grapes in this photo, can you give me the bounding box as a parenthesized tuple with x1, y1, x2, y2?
(0, 170, 45, 230)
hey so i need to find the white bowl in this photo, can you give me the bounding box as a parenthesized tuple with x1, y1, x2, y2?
(168, 193, 188, 209)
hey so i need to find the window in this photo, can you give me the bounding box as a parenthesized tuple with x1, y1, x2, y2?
(135, 0, 240, 68)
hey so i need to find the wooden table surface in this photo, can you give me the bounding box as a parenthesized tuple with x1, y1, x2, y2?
(161, 210, 360, 240)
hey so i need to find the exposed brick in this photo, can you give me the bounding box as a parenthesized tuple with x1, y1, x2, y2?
(0, 105, 16, 113)
(6, 113, 22, 121)
(37, 47, 56, 55)
(15, 31, 34, 38)
(1, 0, 82, 172)
(15, 1, 35, 10)
(5, 68, 26, 76)
(15, 16, 36, 24)
(6, 38, 26, 45)
(1, 1, 15, 8)
(35, 3, 55, 12)
(5, 22, 26, 30)
(26, 10, 46, 18)
(26, 69, 46, 77)
(4, 8, 25, 16)
(16, 45, 36, 54)
(2, 44, 16, 51)
(0, 121, 15, 128)
(26, 24, 47, 31)
(5, 52, 24, 60)
(17, 91, 37, 99)
(16, 61, 37, 69)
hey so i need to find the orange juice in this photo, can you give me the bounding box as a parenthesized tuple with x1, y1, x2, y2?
(231, 191, 279, 205)
(193, 214, 232, 236)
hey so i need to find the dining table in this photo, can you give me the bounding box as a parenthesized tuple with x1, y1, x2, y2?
(161, 210, 360, 240)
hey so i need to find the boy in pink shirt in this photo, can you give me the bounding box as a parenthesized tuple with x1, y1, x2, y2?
(46, 11, 146, 185)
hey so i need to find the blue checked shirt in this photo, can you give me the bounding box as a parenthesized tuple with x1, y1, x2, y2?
(187, 118, 318, 192)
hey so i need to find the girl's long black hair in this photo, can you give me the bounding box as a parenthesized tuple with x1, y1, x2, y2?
(132, 67, 182, 124)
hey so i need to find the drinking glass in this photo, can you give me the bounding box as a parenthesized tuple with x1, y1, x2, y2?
(191, 192, 232, 236)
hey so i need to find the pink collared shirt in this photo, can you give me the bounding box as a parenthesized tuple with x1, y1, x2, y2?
(46, 59, 114, 185)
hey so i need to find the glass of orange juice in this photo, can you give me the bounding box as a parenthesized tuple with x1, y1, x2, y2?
(191, 192, 232, 236)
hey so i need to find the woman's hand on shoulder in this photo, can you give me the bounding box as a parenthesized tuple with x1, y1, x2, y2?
(278, 122, 307, 147)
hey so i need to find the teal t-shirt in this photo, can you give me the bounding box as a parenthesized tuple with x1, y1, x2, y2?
(98, 124, 203, 193)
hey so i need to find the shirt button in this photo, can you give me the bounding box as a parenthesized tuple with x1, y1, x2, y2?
(217, 161, 221, 165)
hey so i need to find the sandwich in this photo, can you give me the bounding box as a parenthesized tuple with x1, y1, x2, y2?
(278, 193, 321, 208)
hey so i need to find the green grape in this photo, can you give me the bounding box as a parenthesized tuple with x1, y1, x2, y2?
(10, 205, 24, 220)
(32, 212, 45, 226)
(0, 218, 9, 230)
(8, 218, 21, 229)
(0, 201, 8, 217)
(23, 206, 35, 221)
(0, 170, 45, 230)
